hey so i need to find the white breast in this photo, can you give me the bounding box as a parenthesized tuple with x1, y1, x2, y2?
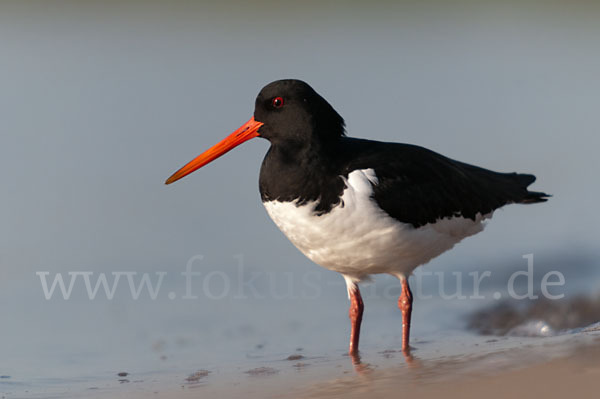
(263, 168, 491, 281)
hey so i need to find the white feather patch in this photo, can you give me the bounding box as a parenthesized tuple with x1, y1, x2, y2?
(263, 168, 491, 282)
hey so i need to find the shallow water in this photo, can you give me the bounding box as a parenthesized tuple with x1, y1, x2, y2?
(2, 250, 598, 398)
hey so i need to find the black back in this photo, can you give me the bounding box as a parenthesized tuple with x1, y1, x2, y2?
(255, 80, 550, 227)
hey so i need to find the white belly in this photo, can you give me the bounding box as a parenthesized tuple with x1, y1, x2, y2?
(263, 169, 491, 281)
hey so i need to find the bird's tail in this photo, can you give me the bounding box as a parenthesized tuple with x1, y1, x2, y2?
(514, 173, 551, 204)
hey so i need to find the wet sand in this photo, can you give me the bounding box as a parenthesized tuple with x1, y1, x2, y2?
(4, 271, 598, 398)
(300, 333, 600, 399)
(2, 319, 598, 399)
(82, 326, 598, 399)
(397, 344, 600, 399)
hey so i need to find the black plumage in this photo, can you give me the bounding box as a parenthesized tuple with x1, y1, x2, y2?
(257, 79, 549, 227)
(166, 78, 551, 356)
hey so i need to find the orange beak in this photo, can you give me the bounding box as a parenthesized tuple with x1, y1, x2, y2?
(165, 117, 264, 185)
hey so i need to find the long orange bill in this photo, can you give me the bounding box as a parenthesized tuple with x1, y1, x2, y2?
(165, 117, 264, 185)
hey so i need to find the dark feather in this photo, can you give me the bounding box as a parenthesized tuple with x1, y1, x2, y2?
(340, 138, 550, 227)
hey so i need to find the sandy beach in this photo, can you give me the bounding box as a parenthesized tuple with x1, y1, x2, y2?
(82, 325, 598, 399)
(301, 333, 600, 399)
(3, 266, 599, 399)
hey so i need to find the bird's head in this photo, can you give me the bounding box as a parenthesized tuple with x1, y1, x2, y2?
(165, 79, 344, 185)
(253, 79, 345, 144)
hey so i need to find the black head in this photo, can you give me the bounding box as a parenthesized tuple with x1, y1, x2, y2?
(254, 80, 345, 145)
(165, 79, 344, 185)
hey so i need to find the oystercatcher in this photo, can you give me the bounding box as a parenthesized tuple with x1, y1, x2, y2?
(166, 79, 549, 356)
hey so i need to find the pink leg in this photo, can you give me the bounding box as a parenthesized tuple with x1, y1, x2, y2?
(398, 277, 413, 353)
(348, 284, 364, 356)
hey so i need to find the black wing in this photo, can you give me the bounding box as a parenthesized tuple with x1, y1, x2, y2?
(340, 138, 549, 228)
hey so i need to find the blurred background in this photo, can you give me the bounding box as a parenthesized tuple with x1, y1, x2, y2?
(1, 0, 599, 396)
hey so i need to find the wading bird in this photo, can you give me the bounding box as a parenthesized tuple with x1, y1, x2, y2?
(166, 79, 549, 356)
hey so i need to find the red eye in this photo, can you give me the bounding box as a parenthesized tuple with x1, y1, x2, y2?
(272, 97, 284, 108)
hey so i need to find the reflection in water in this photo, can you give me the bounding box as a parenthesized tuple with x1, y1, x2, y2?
(349, 352, 373, 374)
(403, 347, 418, 368)
(349, 346, 418, 375)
